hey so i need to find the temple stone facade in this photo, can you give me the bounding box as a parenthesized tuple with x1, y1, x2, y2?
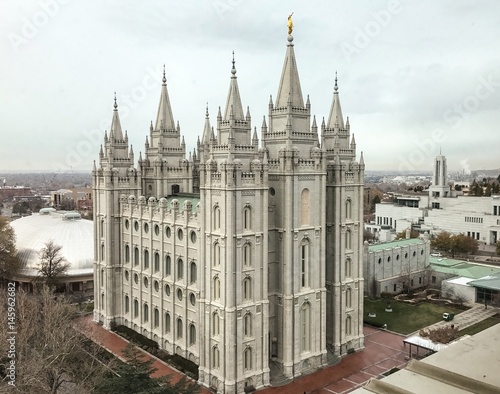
(93, 30, 365, 393)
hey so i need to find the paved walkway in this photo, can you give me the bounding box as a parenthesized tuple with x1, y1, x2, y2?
(75, 315, 211, 393)
(419, 304, 499, 332)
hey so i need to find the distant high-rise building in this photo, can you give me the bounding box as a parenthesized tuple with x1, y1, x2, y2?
(93, 26, 365, 393)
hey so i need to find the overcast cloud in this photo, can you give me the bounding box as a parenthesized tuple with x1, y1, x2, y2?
(1, 0, 499, 173)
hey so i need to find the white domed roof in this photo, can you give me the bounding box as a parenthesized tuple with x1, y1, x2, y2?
(11, 212, 94, 277)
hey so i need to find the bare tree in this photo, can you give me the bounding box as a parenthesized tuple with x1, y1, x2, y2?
(0, 216, 22, 282)
(37, 240, 70, 290)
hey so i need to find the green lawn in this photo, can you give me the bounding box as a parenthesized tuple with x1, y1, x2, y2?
(459, 314, 500, 336)
(364, 299, 463, 335)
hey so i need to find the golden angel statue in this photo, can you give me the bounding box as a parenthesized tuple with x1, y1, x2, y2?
(287, 13, 294, 35)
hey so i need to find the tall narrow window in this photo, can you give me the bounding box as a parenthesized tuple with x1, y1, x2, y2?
(244, 347, 252, 370)
(212, 346, 220, 369)
(346, 230, 352, 250)
(125, 245, 130, 263)
(213, 312, 220, 336)
(345, 199, 352, 220)
(243, 206, 251, 230)
(177, 259, 184, 280)
(301, 189, 310, 225)
(213, 277, 221, 300)
(154, 307, 159, 327)
(144, 249, 149, 269)
(345, 315, 352, 336)
(177, 318, 183, 338)
(346, 287, 352, 308)
(134, 247, 139, 266)
(143, 303, 149, 322)
(301, 242, 309, 287)
(244, 313, 252, 337)
(213, 206, 220, 230)
(189, 324, 196, 345)
(301, 302, 311, 352)
(345, 258, 352, 278)
(134, 299, 139, 318)
(101, 244, 105, 261)
(190, 262, 197, 284)
(243, 277, 252, 301)
(213, 243, 221, 266)
(165, 313, 171, 333)
(124, 295, 129, 313)
(154, 252, 160, 272)
(165, 255, 171, 275)
(243, 243, 251, 267)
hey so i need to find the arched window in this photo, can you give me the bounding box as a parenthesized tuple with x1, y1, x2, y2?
(165, 313, 171, 333)
(154, 308, 159, 328)
(177, 259, 184, 280)
(345, 258, 352, 278)
(134, 299, 139, 318)
(244, 347, 252, 370)
(100, 220, 104, 236)
(213, 205, 221, 230)
(301, 241, 310, 288)
(301, 189, 310, 225)
(345, 199, 352, 220)
(100, 269, 104, 286)
(189, 324, 196, 345)
(244, 313, 252, 337)
(243, 277, 252, 301)
(125, 244, 130, 263)
(165, 255, 171, 275)
(346, 287, 352, 308)
(346, 230, 352, 250)
(154, 252, 160, 272)
(345, 315, 352, 336)
(212, 346, 220, 369)
(212, 312, 220, 336)
(213, 242, 221, 266)
(124, 295, 129, 313)
(101, 293, 104, 309)
(143, 303, 149, 322)
(243, 206, 251, 230)
(301, 302, 311, 352)
(190, 261, 197, 284)
(213, 277, 221, 300)
(134, 247, 139, 266)
(243, 243, 251, 267)
(177, 318, 183, 338)
(144, 249, 149, 269)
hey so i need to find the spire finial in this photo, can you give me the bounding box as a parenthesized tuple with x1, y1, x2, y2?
(334, 71, 338, 92)
(231, 50, 236, 75)
(113, 92, 117, 110)
(162, 64, 166, 84)
(287, 12, 294, 35)
(205, 102, 209, 117)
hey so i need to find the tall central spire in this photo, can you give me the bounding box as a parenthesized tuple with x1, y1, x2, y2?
(155, 65, 176, 130)
(327, 72, 344, 128)
(223, 51, 244, 121)
(110, 92, 124, 140)
(275, 35, 304, 108)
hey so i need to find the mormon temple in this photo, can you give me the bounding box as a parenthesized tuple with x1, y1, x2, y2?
(93, 21, 365, 393)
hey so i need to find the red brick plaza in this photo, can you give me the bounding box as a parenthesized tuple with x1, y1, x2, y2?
(77, 315, 407, 394)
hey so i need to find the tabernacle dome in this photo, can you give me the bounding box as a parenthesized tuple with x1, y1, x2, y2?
(10, 210, 94, 295)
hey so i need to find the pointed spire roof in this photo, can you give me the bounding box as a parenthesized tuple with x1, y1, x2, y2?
(276, 35, 304, 108)
(202, 104, 211, 144)
(223, 51, 244, 121)
(110, 93, 124, 140)
(327, 72, 344, 129)
(155, 65, 176, 130)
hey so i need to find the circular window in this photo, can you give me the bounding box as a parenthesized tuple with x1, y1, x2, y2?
(190, 231, 197, 244)
(144, 223, 149, 234)
(177, 289, 183, 301)
(378, 258, 381, 265)
(125, 219, 129, 229)
(154, 224, 160, 236)
(165, 284, 171, 296)
(178, 228, 183, 241)
(134, 273, 139, 284)
(143, 277, 149, 288)
(125, 270, 129, 281)
(166, 226, 171, 238)
(154, 280, 159, 292)
(190, 293, 196, 306)
(269, 187, 276, 196)
(134, 221, 139, 231)
(148, 185, 153, 191)
(413, 251, 416, 257)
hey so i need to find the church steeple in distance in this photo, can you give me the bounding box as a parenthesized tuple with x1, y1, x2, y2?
(223, 51, 244, 121)
(155, 65, 176, 131)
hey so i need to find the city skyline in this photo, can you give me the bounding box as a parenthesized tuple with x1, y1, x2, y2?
(2, 0, 500, 173)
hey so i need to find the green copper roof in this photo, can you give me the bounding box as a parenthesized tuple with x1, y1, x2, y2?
(368, 238, 424, 252)
(468, 272, 500, 291)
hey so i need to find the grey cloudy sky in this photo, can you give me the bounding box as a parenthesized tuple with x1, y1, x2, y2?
(2, 0, 500, 173)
